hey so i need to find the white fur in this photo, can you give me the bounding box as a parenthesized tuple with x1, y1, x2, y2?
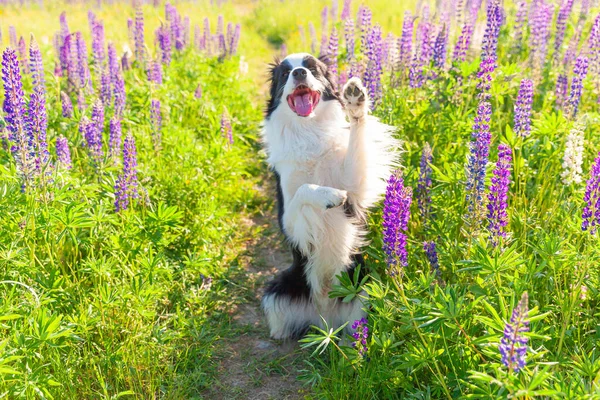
(262, 58, 400, 339)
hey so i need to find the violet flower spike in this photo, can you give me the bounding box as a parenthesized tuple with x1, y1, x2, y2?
(2, 48, 35, 191)
(554, 0, 574, 57)
(582, 151, 600, 234)
(466, 101, 492, 227)
(344, 18, 355, 62)
(220, 110, 233, 146)
(61, 91, 73, 118)
(514, 79, 534, 137)
(351, 317, 369, 358)
(109, 117, 122, 159)
(499, 292, 529, 373)
(55, 135, 72, 169)
(328, 28, 339, 76)
(567, 55, 589, 118)
(487, 144, 512, 246)
(423, 241, 441, 280)
(364, 24, 383, 108)
(134, 6, 146, 66)
(341, 0, 351, 20)
(382, 171, 412, 274)
(417, 143, 433, 222)
(399, 12, 413, 70)
(150, 99, 162, 151)
(114, 132, 140, 212)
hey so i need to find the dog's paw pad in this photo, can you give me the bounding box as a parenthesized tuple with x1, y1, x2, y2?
(342, 77, 368, 120)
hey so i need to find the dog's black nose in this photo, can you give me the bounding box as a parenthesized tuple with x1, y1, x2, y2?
(292, 67, 308, 80)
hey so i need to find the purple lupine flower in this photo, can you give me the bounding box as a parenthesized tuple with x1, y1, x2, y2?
(409, 20, 432, 89)
(351, 317, 369, 358)
(382, 171, 412, 273)
(194, 84, 202, 99)
(344, 18, 355, 61)
(567, 55, 589, 118)
(514, 79, 534, 137)
(383, 33, 398, 71)
(218, 34, 227, 57)
(134, 6, 146, 65)
(150, 99, 162, 151)
(220, 110, 233, 146)
(589, 15, 600, 74)
(487, 144, 512, 245)
(61, 92, 73, 118)
(499, 292, 529, 373)
(226, 23, 234, 50)
(321, 6, 328, 32)
(481, 0, 502, 64)
(88, 11, 96, 33)
(194, 24, 201, 50)
(107, 42, 119, 81)
(114, 132, 139, 212)
(156, 25, 172, 65)
(466, 101, 492, 224)
(100, 68, 111, 104)
(29, 36, 45, 95)
(417, 143, 433, 221)
(75, 32, 91, 90)
(330, 0, 338, 21)
(513, 1, 527, 53)
(358, 5, 372, 56)
(399, 12, 413, 70)
(27, 90, 50, 174)
(18, 36, 28, 73)
(555, 74, 569, 110)
(341, 0, 351, 20)
(319, 31, 329, 58)
(308, 22, 317, 55)
(529, 0, 554, 73)
(55, 135, 72, 169)
(127, 18, 134, 46)
(9, 26, 17, 48)
(203, 17, 211, 53)
(217, 14, 224, 36)
(229, 24, 241, 56)
(582, 152, 600, 234)
(423, 241, 440, 279)
(364, 25, 382, 107)
(563, 29, 581, 70)
(60, 33, 74, 82)
(468, 0, 483, 26)
(148, 60, 162, 85)
(109, 117, 122, 159)
(280, 44, 288, 58)
(183, 16, 190, 47)
(91, 20, 106, 71)
(328, 28, 339, 76)
(432, 25, 448, 70)
(86, 101, 104, 163)
(2, 48, 35, 190)
(476, 57, 495, 100)
(452, 23, 473, 63)
(554, 0, 574, 57)
(121, 53, 131, 71)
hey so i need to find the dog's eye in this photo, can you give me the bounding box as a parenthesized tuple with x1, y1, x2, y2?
(309, 67, 317, 74)
(283, 70, 290, 77)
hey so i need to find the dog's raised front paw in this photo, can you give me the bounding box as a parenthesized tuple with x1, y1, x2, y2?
(342, 77, 369, 121)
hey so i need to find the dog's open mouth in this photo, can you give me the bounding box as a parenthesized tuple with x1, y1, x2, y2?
(286, 85, 320, 117)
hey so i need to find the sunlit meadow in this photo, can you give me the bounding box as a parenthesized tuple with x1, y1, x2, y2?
(1, 0, 599, 398)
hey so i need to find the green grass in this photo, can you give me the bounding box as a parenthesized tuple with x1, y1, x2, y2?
(2, 0, 600, 399)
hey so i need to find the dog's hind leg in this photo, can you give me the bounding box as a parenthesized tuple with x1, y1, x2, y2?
(282, 183, 347, 255)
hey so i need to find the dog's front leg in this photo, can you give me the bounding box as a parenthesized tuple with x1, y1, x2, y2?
(282, 183, 347, 255)
(340, 77, 370, 205)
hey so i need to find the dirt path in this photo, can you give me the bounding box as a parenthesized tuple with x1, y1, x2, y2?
(206, 188, 309, 400)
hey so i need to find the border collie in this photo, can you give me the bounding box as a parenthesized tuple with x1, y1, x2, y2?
(261, 53, 399, 340)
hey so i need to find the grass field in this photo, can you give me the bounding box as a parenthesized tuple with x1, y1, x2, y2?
(1, 0, 600, 398)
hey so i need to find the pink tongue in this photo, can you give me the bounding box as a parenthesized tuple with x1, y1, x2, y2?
(294, 93, 313, 116)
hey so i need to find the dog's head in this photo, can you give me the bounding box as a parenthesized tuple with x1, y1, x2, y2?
(266, 53, 339, 119)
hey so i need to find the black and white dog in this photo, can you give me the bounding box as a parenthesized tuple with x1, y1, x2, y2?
(261, 53, 399, 340)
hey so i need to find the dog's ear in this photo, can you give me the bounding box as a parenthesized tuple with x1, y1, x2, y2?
(266, 57, 283, 118)
(317, 55, 341, 101)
